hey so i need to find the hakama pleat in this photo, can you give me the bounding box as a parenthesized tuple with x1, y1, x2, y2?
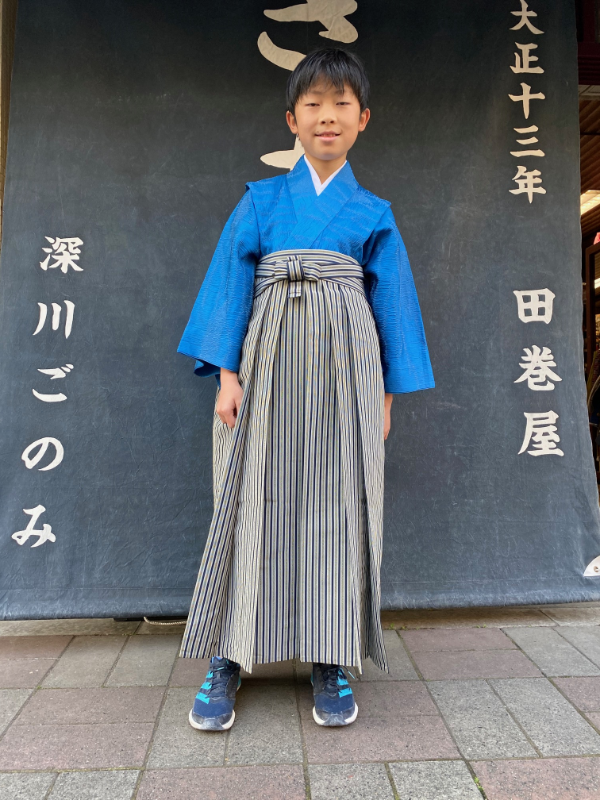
(180, 250, 387, 673)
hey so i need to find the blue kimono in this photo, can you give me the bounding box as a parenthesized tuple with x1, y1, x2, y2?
(178, 156, 434, 394)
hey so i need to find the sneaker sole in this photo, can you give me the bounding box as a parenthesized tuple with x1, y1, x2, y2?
(312, 702, 358, 727)
(188, 707, 236, 731)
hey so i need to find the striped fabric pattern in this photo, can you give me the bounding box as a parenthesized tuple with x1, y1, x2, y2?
(180, 249, 388, 674)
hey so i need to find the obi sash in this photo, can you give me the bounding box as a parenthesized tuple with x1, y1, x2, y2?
(254, 249, 366, 300)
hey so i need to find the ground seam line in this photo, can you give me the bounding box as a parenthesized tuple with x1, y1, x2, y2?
(293, 677, 312, 800)
(397, 630, 484, 794)
(131, 634, 182, 800)
(485, 678, 543, 759)
(552, 627, 600, 672)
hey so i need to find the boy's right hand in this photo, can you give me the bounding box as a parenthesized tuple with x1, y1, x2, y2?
(217, 368, 244, 429)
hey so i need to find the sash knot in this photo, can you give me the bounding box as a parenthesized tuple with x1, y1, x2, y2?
(254, 249, 365, 301)
(276, 254, 321, 298)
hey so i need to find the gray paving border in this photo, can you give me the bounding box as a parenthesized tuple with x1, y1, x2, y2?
(2, 601, 600, 637)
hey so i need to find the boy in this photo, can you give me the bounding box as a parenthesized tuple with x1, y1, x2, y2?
(177, 48, 434, 731)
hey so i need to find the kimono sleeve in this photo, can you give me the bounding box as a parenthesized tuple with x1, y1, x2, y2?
(177, 188, 260, 381)
(363, 206, 435, 394)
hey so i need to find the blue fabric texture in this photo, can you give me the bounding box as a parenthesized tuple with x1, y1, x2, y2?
(177, 157, 435, 394)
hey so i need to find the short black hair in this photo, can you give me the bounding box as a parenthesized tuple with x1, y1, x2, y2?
(286, 48, 370, 115)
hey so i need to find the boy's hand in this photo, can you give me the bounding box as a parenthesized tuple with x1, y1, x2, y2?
(217, 368, 244, 429)
(384, 393, 393, 440)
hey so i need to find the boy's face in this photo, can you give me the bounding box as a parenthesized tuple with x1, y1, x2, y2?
(286, 81, 370, 165)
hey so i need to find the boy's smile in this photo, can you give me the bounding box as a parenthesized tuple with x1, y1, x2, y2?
(315, 131, 340, 140)
(286, 81, 370, 183)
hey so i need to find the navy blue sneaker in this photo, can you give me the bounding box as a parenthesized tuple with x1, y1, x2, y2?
(311, 663, 358, 726)
(189, 656, 241, 731)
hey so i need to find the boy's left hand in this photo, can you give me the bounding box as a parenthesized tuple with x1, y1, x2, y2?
(384, 393, 393, 440)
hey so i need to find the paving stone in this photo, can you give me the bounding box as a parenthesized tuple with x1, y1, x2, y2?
(16, 686, 164, 725)
(553, 677, 600, 712)
(0, 722, 153, 769)
(557, 627, 600, 668)
(43, 636, 126, 687)
(169, 657, 211, 686)
(297, 685, 458, 762)
(0, 619, 139, 636)
(348, 681, 438, 716)
(298, 682, 438, 717)
(302, 714, 458, 763)
(295, 659, 314, 682)
(0, 658, 57, 688)
(411, 649, 541, 680)
(587, 712, 600, 729)
(401, 628, 516, 652)
(147, 687, 226, 768)
(491, 678, 600, 756)
(390, 760, 482, 800)
(0, 636, 71, 660)
(0, 689, 33, 733)
(226, 683, 303, 764)
(137, 766, 306, 800)
(49, 770, 139, 799)
(309, 763, 394, 800)
(0, 772, 55, 800)
(382, 608, 554, 629)
(106, 635, 181, 686)
(474, 757, 600, 799)
(242, 660, 296, 679)
(541, 606, 600, 626)
(504, 628, 600, 676)
(428, 680, 536, 759)
(360, 630, 418, 681)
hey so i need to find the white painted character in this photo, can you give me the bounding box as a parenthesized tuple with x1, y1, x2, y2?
(511, 43, 544, 74)
(264, 0, 358, 43)
(509, 83, 545, 119)
(12, 505, 57, 547)
(510, 166, 546, 202)
(32, 364, 73, 403)
(513, 289, 555, 323)
(510, 125, 544, 158)
(21, 438, 64, 471)
(518, 411, 564, 456)
(40, 237, 84, 273)
(261, 135, 305, 170)
(510, 0, 544, 35)
(514, 346, 561, 391)
(33, 302, 75, 339)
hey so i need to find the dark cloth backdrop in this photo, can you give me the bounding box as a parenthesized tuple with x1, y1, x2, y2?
(1, 0, 599, 619)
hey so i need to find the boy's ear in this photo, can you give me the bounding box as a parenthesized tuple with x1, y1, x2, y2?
(358, 107, 371, 132)
(286, 110, 298, 134)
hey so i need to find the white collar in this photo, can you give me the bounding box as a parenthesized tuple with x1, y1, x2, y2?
(304, 155, 347, 196)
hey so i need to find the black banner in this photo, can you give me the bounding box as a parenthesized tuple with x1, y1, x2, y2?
(1, 0, 599, 619)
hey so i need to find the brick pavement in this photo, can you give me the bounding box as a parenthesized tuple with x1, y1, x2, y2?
(1, 604, 600, 798)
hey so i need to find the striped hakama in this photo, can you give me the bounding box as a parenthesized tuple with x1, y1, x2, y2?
(180, 249, 388, 674)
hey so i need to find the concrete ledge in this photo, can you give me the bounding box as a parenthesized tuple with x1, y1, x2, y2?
(2, 602, 600, 637)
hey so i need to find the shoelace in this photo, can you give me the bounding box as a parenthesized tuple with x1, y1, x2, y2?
(200, 659, 236, 701)
(319, 664, 350, 695)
